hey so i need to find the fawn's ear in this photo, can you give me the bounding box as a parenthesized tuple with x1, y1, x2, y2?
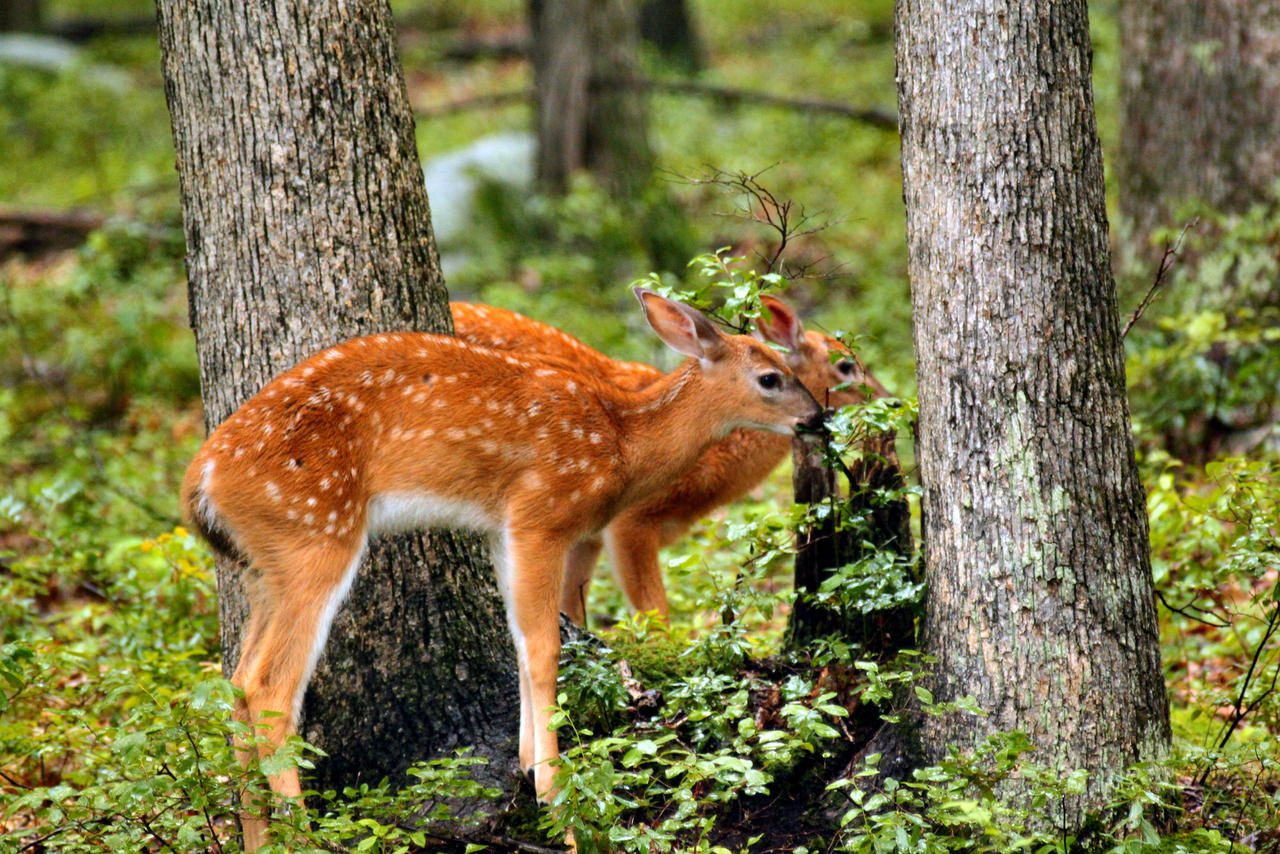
(634, 288, 729, 363)
(754, 295, 805, 352)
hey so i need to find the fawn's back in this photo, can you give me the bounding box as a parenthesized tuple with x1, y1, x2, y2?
(185, 333, 644, 555)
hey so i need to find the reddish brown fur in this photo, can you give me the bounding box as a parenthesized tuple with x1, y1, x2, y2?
(452, 297, 889, 622)
(184, 292, 822, 850)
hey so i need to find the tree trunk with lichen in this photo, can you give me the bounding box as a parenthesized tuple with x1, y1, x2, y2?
(528, 0, 652, 196)
(1118, 0, 1280, 261)
(156, 0, 518, 798)
(895, 0, 1170, 821)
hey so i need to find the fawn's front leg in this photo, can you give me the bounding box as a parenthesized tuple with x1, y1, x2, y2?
(501, 524, 568, 799)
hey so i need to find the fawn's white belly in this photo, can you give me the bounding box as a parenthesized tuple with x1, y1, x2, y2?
(365, 492, 499, 536)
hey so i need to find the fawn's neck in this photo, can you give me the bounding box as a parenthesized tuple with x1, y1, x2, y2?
(603, 359, 736, 500)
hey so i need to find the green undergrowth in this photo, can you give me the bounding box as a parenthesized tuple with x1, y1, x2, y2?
(3, 247, 1276, 852)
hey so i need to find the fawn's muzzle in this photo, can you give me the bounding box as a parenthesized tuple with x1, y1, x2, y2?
(797, 408, 829, 435)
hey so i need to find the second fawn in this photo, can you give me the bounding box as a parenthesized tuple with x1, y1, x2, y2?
(182, 289, 824, 850)
(452, 296, 888, 623)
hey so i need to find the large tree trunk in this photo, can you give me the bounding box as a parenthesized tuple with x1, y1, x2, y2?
(895, 0, 1170, 820)
(156, 0, 519, 797)
(528, 0, 653, 196)
(1118, 0, 1280, 259)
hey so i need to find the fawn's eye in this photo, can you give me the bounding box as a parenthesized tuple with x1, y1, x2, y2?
(757, 372, 782, 390)
(836, 359, 856, 376)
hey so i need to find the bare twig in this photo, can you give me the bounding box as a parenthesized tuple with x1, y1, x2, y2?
(675, 166, 838, 278)
(1154, 588, 1230, 628)
(1122, 217, 1198, 339)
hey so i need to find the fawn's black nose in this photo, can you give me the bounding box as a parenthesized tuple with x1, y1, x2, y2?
(797, 408, 829, 435)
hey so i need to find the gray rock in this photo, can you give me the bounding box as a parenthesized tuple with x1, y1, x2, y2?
(0, 33, 81, 73)
(0, 33, 131, 90)
(421, 131, 534, 271)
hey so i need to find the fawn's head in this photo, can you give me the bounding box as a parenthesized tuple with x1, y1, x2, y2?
(635, 288, 825, 435)
(755, 295, 889, 410)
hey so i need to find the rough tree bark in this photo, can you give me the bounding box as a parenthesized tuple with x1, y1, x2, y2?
(1119, 0, 1280, 258)
(895, 0, 1171, 819)
(528, 0, 653, 196)
(156, 0, 519, 796)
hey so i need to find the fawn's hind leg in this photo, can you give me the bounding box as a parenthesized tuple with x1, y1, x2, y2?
(231, 540, 364, 851)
